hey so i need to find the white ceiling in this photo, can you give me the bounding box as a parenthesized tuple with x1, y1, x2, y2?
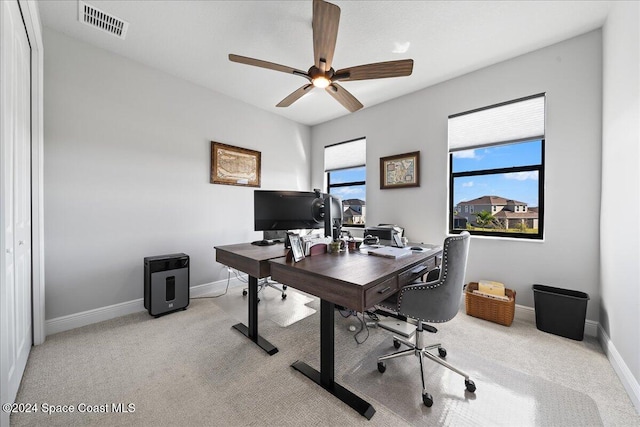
(38, 0, 612, 126)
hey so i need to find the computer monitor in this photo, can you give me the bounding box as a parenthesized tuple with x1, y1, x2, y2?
(254, 190, 324, 231)
(323, 194, 343, 240)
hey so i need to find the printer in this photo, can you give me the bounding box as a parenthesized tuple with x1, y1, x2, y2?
(364, 225, 404, 246)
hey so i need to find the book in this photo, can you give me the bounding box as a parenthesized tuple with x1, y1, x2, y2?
(367, 246, 411, 259)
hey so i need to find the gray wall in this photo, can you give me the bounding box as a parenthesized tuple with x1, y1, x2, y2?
(601, 1, 640, 392)
(43, 29, 311, 319)
(311, 31, 603, 321)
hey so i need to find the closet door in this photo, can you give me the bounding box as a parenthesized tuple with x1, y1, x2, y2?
(0, 0, 32, 417)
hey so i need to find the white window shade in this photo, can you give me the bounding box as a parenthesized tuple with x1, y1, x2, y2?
(448, 95, 545, 151)
(324, 138, 366, 172)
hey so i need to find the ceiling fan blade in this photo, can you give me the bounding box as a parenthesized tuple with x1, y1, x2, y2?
(276, 84, 314, 107)
(229, 54, 309, 79)
(334, 59, 414, 82)
(313, 0, 340, 71)
(325, 83, 363, 113)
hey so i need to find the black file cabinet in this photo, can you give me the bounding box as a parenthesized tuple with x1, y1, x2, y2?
(144, 253, 190, 317)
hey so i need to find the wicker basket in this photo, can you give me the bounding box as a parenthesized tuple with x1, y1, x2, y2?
(465, 282, 516, 326)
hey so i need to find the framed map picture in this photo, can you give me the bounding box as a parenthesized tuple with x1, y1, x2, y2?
(380, 151, 420, 189)
(211, 142, 261, 187)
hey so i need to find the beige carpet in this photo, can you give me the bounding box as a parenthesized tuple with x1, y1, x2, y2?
(11, 286, 640, 426)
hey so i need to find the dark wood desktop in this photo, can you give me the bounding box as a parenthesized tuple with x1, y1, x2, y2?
(214, 242, 289, 355)
(270, 248, 440, 312)
(269, 247, 441, 419)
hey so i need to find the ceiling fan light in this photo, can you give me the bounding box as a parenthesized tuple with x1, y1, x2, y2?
(312, 76, 331, 88)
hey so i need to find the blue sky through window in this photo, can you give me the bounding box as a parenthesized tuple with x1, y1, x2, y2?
(328, 166, 366, 201)
(452, 140, 541, 207)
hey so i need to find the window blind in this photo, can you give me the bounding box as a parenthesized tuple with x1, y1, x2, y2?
(448, 94, 545, 151)
(324, 138, 366, 172)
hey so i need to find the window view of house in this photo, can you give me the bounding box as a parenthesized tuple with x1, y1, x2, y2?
(448, 94, 545, 239)
(454, 196, 539, 231)
(327, 166, 366, 226)
(325, 138, 366, 227)
(451, 139, 544, 238)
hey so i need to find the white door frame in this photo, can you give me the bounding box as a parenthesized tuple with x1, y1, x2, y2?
(0, 2, 43, 425)
(19, 0, 45, 345)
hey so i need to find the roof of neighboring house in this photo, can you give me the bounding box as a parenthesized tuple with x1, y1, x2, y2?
(343, 207, 361, 217)
(458, 195, 528, 206)
(493, 210, 538, 219)
(343, 199, 365, 206)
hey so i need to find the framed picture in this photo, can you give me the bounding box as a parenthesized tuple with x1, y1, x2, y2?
(380, 151, 420, 189)
(288, 232, 305, 262)
(211, 141, 261, 187)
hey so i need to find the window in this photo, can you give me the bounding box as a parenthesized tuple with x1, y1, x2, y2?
(449, 94, 545, 239)
(325, 138, 366, 227)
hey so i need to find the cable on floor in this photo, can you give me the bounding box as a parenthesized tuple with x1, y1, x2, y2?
(354, 311, 370, 344)
(192, 267, 233, 299)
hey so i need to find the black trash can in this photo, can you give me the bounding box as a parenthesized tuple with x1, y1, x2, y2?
(532, 284, 589, 341)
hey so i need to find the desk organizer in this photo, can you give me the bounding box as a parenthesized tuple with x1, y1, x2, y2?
(465, 282, 515, 326)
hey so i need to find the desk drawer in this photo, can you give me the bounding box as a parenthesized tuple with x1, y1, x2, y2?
(398, 258, 437, 286)
(365, 276, 398, 308)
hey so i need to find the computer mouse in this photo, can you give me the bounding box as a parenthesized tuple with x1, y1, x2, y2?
(410, 246, 423, 251)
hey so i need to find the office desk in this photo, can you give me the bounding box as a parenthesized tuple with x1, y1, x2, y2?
(214, 242, 288, 355)
(269, 246, 441, 419)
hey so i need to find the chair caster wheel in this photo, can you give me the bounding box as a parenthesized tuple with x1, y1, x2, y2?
(281, 294, 287, 300)
(393, 339, 401, 349)
(283, 285, 288, 290)
(438, 347, 447, 358)
(377, 362, 386, 373)
(422, 392, 433, 407)
(465, 379, 476, 393)
(242, 290, 247, 296)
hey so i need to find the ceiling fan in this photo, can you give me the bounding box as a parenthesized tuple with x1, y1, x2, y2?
(228, 0, 414, 113)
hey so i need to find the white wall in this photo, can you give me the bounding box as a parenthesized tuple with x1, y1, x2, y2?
(312, 31, 603, 321)
(601, 0, 640, 397)
(43, 29, 311, 320)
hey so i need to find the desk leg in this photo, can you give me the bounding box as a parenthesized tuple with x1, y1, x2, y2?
(291, 299, 375, 420)
(232, 275, 278, 355)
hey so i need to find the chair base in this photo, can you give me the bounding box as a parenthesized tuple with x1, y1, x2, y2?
(377, 327, 475, 407)
(243, 278, 287, 302)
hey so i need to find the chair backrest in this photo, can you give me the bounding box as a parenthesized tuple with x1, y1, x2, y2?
(396, 231, 470, 324)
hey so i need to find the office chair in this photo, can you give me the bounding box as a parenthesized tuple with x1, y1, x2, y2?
(242, 278, 287, 302)
(376, 231, 474, 407)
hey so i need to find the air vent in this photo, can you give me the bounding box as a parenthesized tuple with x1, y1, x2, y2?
(78, 1, 129, 39)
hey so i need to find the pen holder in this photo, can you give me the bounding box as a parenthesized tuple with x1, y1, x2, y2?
(328, 240, 344, 253)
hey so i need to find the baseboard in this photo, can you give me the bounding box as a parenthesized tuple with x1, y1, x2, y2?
(45, 275, 247, 337)
(45, 299, 145, 336)
(598, 325, 640, 414)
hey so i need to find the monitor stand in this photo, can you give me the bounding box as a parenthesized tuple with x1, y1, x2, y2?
(251, 240, 276, 246)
